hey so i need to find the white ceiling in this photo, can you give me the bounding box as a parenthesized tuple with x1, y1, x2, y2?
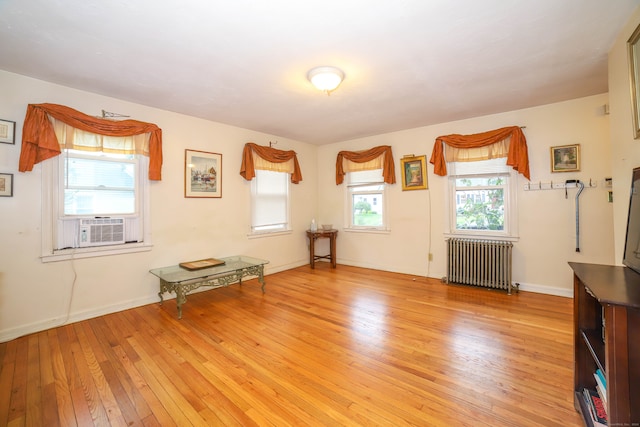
(0, 1, 638, 145)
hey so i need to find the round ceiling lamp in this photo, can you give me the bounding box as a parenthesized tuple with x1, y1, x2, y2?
(307, 66, 345, 95)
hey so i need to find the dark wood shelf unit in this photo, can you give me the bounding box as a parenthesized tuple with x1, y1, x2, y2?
(570, 262, 640, 427)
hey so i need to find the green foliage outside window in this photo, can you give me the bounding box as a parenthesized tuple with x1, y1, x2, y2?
(456, 177, 505, 230)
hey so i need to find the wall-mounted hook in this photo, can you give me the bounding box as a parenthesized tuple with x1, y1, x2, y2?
(269, 141, 278, 148)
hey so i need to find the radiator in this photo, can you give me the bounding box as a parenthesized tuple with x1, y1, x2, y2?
(446, 238, 516, 294)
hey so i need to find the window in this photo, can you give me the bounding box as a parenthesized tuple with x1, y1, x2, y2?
(447, 158, 517, 238)
(63, 151, 137, 215)
(345, 169, 388, 231)
(251, 169, 290, 233)
(42, 149, 151, 261)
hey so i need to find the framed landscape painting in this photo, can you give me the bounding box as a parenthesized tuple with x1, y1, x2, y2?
(185, 149, 222, 198)
(550, 144, 580, 173)
(400, 155, 428, 191)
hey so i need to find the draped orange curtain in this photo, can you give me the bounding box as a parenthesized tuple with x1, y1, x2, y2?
(335, 145, 396, 184)
(429, 126, 530, 180)
(18, 103, 163, 180)
(239, 142, 303, 183)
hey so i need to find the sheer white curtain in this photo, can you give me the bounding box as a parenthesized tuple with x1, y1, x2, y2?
(444, 138, 510, 163)
(50, 117, 151, 154)
(253, 152, 295, 174)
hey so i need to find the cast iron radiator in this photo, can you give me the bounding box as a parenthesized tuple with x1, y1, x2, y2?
(445, 238, 517, 294)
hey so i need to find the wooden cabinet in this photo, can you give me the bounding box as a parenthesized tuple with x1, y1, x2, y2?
(569, 262, 640, 426)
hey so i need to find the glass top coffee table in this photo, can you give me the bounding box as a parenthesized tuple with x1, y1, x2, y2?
(149, 255, 268, 318)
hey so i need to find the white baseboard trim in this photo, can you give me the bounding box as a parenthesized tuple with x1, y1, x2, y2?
(337, 259, 429, 277)
(513, 282, 573, 298)
(0, 294, 160, 343)
(340, 260, 573, 298)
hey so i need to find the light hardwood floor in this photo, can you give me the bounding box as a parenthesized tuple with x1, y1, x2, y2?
(0, 264, 583, 426)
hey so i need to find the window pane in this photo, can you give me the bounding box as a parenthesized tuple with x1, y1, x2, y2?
(455, 176, 504, 187)
(252, 170, 288, 231)
(66, 157, 135, 189)
(65, 189, 135, 215)
(449, 157, 514, 236)
(455, 187, 504, 230)
(64, 155, 136, 215)
(351, 190, 384, 226)
(346, 169, 387, 230)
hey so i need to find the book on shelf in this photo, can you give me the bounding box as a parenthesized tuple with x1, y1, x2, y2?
(593, 371, 607, 406)
(595, 368, 607, 389)
(582, 388, 607, 427)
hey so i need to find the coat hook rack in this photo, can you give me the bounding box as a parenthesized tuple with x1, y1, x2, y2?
(523, 178, 598, 191)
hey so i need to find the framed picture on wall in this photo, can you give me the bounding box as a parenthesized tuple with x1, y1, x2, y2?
(0, 119, 15, 144)
(550, 144, 580, 173)
(185, 149, 222, 198)
(400, 155, 428, 191)
(0, 173, 13, 197)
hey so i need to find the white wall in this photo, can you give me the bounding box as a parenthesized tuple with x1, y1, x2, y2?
(608, 6, 640, 263)
(0, 66, 620, 342)
(317, 94, 614, 296)
(0, 70, 317, 342)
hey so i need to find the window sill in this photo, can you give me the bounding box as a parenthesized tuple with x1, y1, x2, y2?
(444, 232, 519, 242)
(247, 229, 292, 239)
(343, 227, 390, 235)
(42, 242, 153, 263)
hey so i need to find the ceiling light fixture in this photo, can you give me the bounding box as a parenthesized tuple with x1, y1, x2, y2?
(307, 66, 344, 95)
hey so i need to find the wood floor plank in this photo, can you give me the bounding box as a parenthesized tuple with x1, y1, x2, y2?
(47, 329, 77, 427)
(126, 335, 208, 427)
(0, 339, 17, 426)
(89, 317, 151, 424)
(0, 264, 585, 426)
(8, 336, 28, 425)
(57, 324, 104, 426)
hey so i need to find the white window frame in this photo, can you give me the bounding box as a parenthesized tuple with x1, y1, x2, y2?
(445, 160, 518, 240)
(344, 169, 389, 232)
(249, 169, 291, 236)
(41, 150, 152, 262)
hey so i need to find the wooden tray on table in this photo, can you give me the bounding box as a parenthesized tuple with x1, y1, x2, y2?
(179, 258, 226, 271)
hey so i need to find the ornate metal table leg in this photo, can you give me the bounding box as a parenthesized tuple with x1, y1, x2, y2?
(175, 285, 187, 319)
(158, 279, 169, 304)
(258, 265, 265, 292)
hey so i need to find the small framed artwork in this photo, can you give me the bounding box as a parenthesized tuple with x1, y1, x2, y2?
(185, 149, 222, 198)
(400, 155, 428, 190)
(0, 119, 15, 144)
(550, 144, 580, 173)
(0, 173, 13, 197)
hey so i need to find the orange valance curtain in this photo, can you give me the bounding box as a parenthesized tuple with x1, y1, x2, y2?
(239, 142, 303, 183)
(335, 145, 396, 184)
(18, 103, 163, 180)
(429, 126, 530, 180)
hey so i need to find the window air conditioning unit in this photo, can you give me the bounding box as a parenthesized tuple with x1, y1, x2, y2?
(78, 218, 125, 247)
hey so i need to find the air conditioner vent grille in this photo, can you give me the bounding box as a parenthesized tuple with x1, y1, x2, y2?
(79, 218, 125, 247)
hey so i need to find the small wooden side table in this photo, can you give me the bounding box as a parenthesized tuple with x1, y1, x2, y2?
(306, 229, 338, 268)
